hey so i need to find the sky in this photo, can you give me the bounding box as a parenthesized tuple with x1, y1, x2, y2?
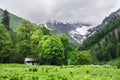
(0, 0, 120, 25)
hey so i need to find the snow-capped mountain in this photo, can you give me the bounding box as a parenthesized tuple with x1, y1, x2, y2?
(44, 9, 120, 44)
(1, 8, 120, 45)
(44, 21, 97, 43)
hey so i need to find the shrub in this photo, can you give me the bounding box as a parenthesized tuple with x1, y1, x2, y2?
(29, 67, 38, 72)
(75, 51, 91, 65)
(116, 59, 120, 68)
(31, 76, 39, 80)
(9, 75, 19, 80)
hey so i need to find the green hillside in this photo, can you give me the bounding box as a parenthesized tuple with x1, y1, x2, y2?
(0, 9, 23, 31)
(78, 15, 120, 65)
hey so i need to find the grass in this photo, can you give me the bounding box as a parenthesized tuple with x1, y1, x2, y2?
(0, 64, 120, 80)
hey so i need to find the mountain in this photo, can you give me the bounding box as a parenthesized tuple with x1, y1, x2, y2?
(0, 8, 23, 32)
(77, 9, 120, 63)
(44, 9, 120, 45)
(78, 9, 120, 50)
(44, 21, 97, 45)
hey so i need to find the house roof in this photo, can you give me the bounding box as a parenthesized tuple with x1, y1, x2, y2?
(24, 58, 38, 61)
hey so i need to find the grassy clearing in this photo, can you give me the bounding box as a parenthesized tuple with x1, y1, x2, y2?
(0, 64, 120, 80)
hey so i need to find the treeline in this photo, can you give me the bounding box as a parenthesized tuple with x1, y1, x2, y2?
(0, 10, 91, 65)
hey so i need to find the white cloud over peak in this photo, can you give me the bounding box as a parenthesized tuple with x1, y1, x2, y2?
(0, 0, 120, 25)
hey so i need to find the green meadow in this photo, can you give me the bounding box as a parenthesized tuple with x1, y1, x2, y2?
(0, 64, 120, 80)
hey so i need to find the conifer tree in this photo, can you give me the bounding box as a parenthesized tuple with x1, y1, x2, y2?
(2, 10, 10, 31)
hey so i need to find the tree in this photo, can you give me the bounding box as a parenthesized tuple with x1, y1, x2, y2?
(1, 10, 10, 31)
(60, 34, 72, 65)
(116, 43, 120, 57)
(39, 26, 51, 35)
(38, 35, 64, 65)
(15, 20, 34, 63)
(0, 25, 12, 63)
(68, 50, 78, 65)
(78, 51, 91, 65)
(30, 25, 52, 58)
(75, 51, 91, 65)
(30, 26, 43, 58)
(106, 43, 116, 59)
(68, 50, 91, 65)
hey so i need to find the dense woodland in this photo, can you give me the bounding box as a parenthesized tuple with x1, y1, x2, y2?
(0, 10, 120, 68)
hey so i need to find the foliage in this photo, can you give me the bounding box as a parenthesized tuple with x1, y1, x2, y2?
(1, 10, 10, 31)
(15, 20, 35, 63)
(29, 67, 38, 72)
(75, 51, 91, 65)
(69, 50, 91, 65)
(39, 26, 51, 35)
(0, 25, 12, 63)
(107, 58, 120, 69)
(59, 34, 73, 65)
(90, 27, 120, 63)
(38, 35, 64, 65)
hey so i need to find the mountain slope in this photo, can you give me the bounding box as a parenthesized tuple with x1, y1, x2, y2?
(76, 11, 120, 63)
(0, 8, 23, 31)
(78, 15, 120, 50)
(45, 21, 97, 45)
(90, 26, 120, 62)
(78, 9, 120, 50)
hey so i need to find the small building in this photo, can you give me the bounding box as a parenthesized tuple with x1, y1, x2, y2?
(24, 58, 39, 65)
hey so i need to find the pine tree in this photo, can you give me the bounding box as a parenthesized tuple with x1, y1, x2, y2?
(1, 10, 10, 31)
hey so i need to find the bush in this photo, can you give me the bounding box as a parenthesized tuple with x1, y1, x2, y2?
(116, 59, 120, 68)
(68, 50, 91, 65)
(75, 51, 91, 65)
(9, 75, 19, 80)
(29, 67, 38, 72)
(106, 58, 120, 68)
(31, 75, 39, 80)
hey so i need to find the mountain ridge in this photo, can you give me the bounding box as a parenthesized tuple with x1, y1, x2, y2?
(0, 8, 23, 32)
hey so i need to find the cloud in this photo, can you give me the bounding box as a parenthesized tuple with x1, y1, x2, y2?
(0, 0, 120, 25)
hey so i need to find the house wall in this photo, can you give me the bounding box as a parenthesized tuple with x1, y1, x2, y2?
(25, 61, 38, 65)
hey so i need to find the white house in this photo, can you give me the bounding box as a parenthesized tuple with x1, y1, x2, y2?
(24, 58, 39, 65)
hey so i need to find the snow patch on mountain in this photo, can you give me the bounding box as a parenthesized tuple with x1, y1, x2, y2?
(76, 25, 95, 35)
(68, 25, 96, 42)
(44, 24, 53, 30)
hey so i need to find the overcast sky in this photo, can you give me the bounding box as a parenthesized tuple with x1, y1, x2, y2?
(0, 0, 120, 25)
